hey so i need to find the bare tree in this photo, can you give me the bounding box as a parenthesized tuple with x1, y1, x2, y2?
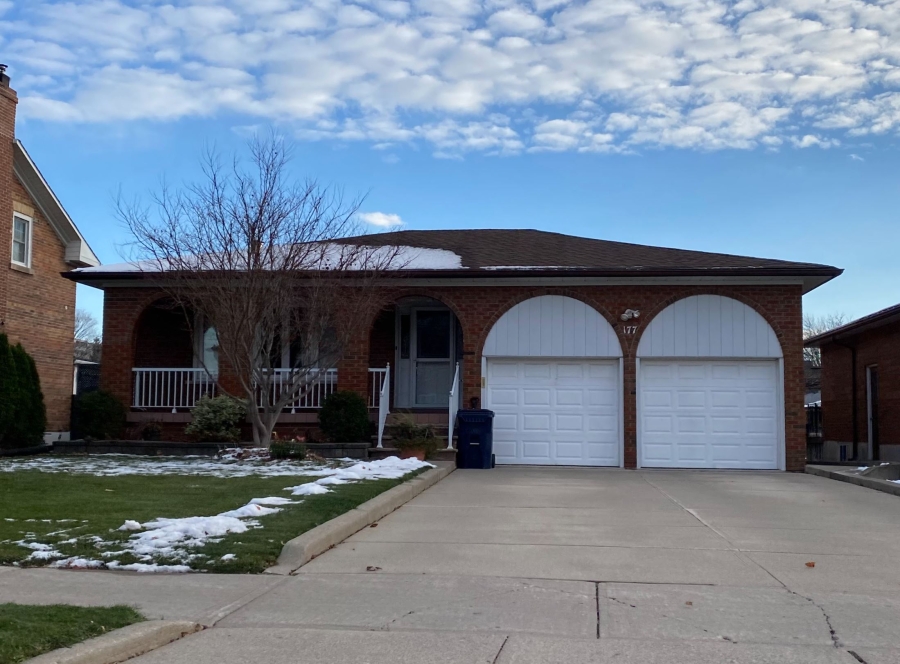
(803, 312, 849, 366)
(75, 309, 100, 342)
(74, 309, 102, 362)
(118, 135, 403, 446)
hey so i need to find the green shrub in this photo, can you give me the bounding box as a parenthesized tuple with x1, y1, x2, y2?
(72, 390, 126, 440)
(390, 415, 438, 456)
(8, 344, 47, 446)
(318, 391, 370, 443)
(0, 334, 16, 446)
(0, 335, 47, 449)
(185, 395, 245, 442)
(269, 441, 307, 460)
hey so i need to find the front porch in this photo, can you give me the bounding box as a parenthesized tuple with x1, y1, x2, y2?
(122, 297, 463, 443)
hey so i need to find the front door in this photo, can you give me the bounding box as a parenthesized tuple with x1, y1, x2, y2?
(395, 307, 454, 407)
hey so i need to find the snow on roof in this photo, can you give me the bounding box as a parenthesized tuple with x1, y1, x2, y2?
(71, 244, 463, 275)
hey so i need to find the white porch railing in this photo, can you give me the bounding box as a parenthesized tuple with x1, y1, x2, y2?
(369, 367, 388, 408)
(447, 362, 460, 450)
(132, 368, 216, 411)
(256, 368, 337, 410)
(376, 364, 390, 448)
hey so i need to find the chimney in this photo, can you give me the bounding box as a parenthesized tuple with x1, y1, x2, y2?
(0, 65, 17, 328)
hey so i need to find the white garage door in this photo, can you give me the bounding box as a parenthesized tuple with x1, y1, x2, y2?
(486, 359, 620, 466)
(639, 360, 779, 469)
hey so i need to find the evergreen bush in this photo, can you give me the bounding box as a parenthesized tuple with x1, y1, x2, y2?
(318, 391, 371, 442)
(185, 395, 245, 442)
(72, 390, 127, 440)
(0, 335, 47, 448)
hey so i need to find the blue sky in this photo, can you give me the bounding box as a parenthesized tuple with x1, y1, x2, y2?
(4, 0, 899, 325)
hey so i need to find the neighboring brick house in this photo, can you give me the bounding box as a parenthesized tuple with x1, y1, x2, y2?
(805, 303, 900, 462)
(0, 69, 99, 439)
(69, 229, 839, 471)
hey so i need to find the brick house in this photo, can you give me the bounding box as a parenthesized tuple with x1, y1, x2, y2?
(805, 303, 900, 462)
(0, 68, 99, 440)
(69, 229, 839, 471)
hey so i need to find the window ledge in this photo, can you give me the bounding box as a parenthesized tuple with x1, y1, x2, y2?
(9, 263, 34, 275)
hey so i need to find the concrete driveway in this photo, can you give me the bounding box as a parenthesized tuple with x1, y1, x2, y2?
(8, 468, 900, 663)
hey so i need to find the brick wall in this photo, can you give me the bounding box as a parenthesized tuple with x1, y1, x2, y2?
(1, 79, 78, 433)
(0, 83, 16, 338)
(101, 282, 805, 469)
(820, 321, 900, 453)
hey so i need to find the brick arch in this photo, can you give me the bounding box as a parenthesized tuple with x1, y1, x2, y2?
(632, 287, 788, 358)
(474, 287, 621, 359)
(365, 288, 468, 332)
(130, 295, 194, 369)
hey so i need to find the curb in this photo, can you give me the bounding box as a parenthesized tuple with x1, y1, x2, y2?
(806, 465, 900, 497)
(26, 620, 202, 664)
(266, 462, 455, 575)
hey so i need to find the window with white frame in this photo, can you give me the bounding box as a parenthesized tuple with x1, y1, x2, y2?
(11, 213, 32, 267)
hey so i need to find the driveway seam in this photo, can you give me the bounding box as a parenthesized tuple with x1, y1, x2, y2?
(638, 471, 845, 651)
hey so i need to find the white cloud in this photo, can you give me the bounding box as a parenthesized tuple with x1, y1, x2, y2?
(849, 153, 864, 161)
(358, 211, 405, 227)
(5, 0, 900, 155)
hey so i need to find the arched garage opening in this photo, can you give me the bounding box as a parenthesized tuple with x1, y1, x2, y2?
(482, 295, 623, 466)
(636, 294, 785, 470)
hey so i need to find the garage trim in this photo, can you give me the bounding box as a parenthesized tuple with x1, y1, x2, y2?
(481, 295, 624, 467)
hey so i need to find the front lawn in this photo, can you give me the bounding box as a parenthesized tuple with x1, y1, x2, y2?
(0, 603, 144, 664)
(0, 454, 430, 574)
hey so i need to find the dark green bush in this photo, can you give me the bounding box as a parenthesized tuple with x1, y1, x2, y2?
(185, 395, 245, 442)
(390, 415, 438, 457)
(72, 390, 127, 440)
(269, 441, 307, 460)
(318, 391, 370, 443)
(0, 334, 47, 449)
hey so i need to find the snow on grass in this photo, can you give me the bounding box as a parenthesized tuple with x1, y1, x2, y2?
(0, 452, 372, 478)
(7, 454, 432, 573)
(286, 456, 432, 495)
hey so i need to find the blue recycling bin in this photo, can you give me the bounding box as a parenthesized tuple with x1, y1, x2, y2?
(456, 409, 495, 469)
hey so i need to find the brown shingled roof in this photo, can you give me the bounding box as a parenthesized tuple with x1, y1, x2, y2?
(338, 229, 839, 273)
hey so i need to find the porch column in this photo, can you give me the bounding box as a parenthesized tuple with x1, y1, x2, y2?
(100, 289, 143, 409)
(337, 326, 370, 401)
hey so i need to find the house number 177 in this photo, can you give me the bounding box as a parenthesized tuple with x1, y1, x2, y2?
(622, 325, 638, 336)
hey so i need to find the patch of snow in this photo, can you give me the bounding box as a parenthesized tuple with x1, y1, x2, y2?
(856, 466, 869, 471)
(107, 561, 192, 573)
(119, 520, 142, 531)
(127, 515, 258, 559)
(220, 553, 236, 561)
(288, 483, 331, 496)
(891, 480, 900, 485)
(72, 244, 464, 274)
(249, 497, 297, 506)
(218, 504, 282, 518)
(50, 557, 105, 570)
(0, 454, 366, 479)
(285, 456, 432, 495)
(25, 547, 64, 560)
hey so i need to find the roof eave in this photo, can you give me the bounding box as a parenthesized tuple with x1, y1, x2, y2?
(65, 266, 843, 290)
(805, 304, 900, 347)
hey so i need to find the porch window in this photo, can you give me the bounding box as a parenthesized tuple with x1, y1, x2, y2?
(194, 316, 219, 378)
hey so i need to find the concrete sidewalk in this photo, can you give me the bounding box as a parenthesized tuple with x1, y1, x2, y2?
(5, 468, 900, 663)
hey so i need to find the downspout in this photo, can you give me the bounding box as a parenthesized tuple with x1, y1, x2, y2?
(832, 339, 858, 460)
